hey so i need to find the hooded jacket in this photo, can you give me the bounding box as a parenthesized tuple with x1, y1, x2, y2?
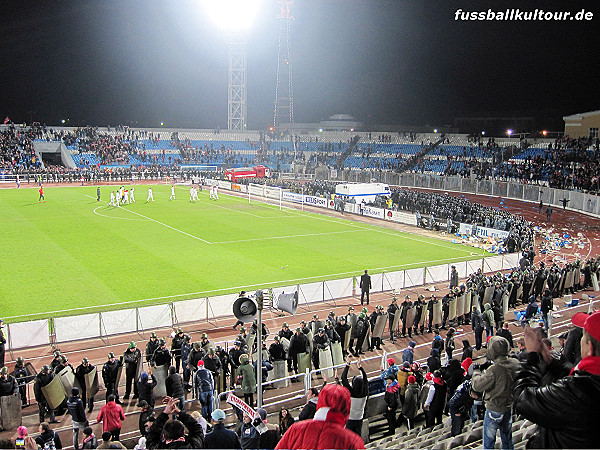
(236, 356, 256, 395)
(483, 304, 495, 329)
(471, 336, 520, 413)
(275, 384, 365, 450)
(427, 348, 441, 373)
(96, 400, 125, 432)
(341, 364, 369, 421)
(402, 382, 419, 419)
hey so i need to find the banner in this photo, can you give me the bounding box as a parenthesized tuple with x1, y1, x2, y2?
(303, 195, 327, 208)
(283, 192, 303, 203)
(362, 206, 384, 219)
(459, 223, 474, 236)
(226, 393, 268, 434)
(385, 210, 417, 226)
(475, 226, 510, 240)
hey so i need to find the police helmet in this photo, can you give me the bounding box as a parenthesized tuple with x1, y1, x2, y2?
(201, 333, 208, 340)
(108, 352, 116, 359)
(129, 341, 136, 349)
(16, 357, 24, 365)
(0, 367, 8, 375)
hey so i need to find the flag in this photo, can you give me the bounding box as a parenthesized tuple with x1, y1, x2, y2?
(3, 117, 10, 124)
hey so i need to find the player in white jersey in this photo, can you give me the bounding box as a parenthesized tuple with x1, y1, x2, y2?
(213, 185, 219, 200)
(110, 191, 116, 206)
(192, 186, 199, 201)
(209, 184, 215, 200)
(170, 185, 176, 200)
(130, 187, 135, 203)
(189, 187, 195, 202)
(115, 191, 121, 206)
(147, 188, 154, 202)
(123, 189, 129, 204)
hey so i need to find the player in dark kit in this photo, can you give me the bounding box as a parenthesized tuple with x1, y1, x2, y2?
(97, 186, 101, 201)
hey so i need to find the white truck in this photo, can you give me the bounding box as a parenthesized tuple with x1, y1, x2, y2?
(335, 182, 391, 203)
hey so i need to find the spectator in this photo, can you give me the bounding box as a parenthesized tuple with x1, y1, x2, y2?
(138, 400, 154, 436)
(514, 314, 600, 448)
(471, 336, 520, 450)
(14, 426, 36, 450)
(448, 380, 480, 437)
(563, 326, 583, 365)
(340, 357, 369, 436)
(256, 408, 281, 449)
(35, 423, 62, 450)
(424, 370, 446, 428)
(81, 427, 97, 449)
(432, 330, 445, 354)
(383, 375, 399, 436)
(134, 437, 147, 450)
(427, 348, 441, 373)
(275, 383, 365, 449)
(278, 408, 295, 435)
(298, 388, 319, 421)
(380, 357, 398, 381)
(483, 304, 495, 340)
(238, 413, 259, 450)
(496, 322, 514, 348)
(145, 397, 204, 449)
(137, 371, 157, 409)
(189, 411, 208, 437)
(165, 365, 185, 414)
(402, 341, 416, 365)
(97, 432, 122, 449)
(461, 339, 473, 362)
(194, 360, 214, 420)
(471, 307, 485, 350)
(204, 409, 240, 449)
(445, 328, 456, 361)
(96, 394, 125, 442)
(400, 375, 419, 430)
(236, 354, 256, 408)
(67, 387, 88, 450)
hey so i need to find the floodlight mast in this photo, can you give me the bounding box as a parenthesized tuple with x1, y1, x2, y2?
(273, 0, 294, 129)
(226, 33, 248, 130)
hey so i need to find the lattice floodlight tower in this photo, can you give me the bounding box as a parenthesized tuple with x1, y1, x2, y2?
(273, 0, 294, 129)
(204, 0, 262, 130)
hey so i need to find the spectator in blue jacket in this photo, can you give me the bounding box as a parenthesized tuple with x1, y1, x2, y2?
(194, 360, 214, 421)
(402, 341, 416, 365)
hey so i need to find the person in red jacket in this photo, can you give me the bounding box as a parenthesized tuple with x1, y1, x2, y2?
(96, 394, 125, 441)
(275, 383, 365, 450)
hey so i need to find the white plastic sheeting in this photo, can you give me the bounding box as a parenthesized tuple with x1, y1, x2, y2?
(174, 298, 208, 324)
(484, 255, 504, 273)
(207, 294, 235, 321)
(137, 304, 172, 331)
(101, 309, 137, 336)
(467, 259, 483, 274)
(299, 281, 324, 304)
(8, 320, 50, 349)
(369, 273, 384, 293)
(382, 270, 404, 292)
(55, 313, 100, 342)
(455, 261, 469, 279)
(425, 264, 449, 284)
(404, 268, 425, 287)
(324, 277, 353, 301)
(503, 253, 519, 269)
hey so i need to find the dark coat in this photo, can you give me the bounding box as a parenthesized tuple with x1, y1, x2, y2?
(204, 422, 241, 449)
(146, 411, 205, 449)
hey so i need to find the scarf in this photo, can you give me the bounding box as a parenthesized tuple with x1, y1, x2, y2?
(570, 355, 600, 376)
(433, 376, 444, 386)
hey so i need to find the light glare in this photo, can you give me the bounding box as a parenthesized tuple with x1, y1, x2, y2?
(204, 0, 262, 31)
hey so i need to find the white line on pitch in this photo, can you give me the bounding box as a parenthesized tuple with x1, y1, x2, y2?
(211, 229, 366, 244)
(85, 194, 212, 244)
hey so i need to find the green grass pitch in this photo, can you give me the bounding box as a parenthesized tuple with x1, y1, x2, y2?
(0, 184, 488, 321)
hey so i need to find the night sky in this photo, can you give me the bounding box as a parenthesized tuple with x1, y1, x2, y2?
(1, 0, 599, 132)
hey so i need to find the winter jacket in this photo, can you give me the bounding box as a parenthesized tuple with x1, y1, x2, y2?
(146, 411, 205, 449)
(384, 381, 399, 410)
(514, 355, 600, 449)
(402, 347, 414, 365)
(380, 364, 399, 381)
(471, 309, 484, 330)
(298, 397, 318, 421)
(137, 372, 157, 407)
(238, 421, 259, 450)
(194, 367, 214, 397)
(204, 422, 241, 449)
(341, 365, 369, 421)
(483, 304, 495, 328)
(471, 336, 521, 413)
(461, 340, 473, 361)
(237, 357, 256, 395)
(402, 382, 419, 419)
(67, 395, 87, 423)
(165, 372, 185, 399)
(427, 349, 441, 373)
(275, 384, 365, 450)
(448, 380, 474, 416)
(36, 430, 63, 450)
(443, 359, 465, 400)
(81, 434, 98, 449)
(96, 400, 125, 432)
(432, 335, 444, 353)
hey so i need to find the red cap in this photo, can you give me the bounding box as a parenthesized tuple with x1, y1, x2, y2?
(197, 360, 204, 367)
(387, 358, 395, 365)
(572, 311, 600, 342)
(425, 372, 433, 381)
(407, 375, 416, 384)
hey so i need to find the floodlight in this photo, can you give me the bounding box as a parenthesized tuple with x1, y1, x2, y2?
(204, 0, 262, 31)
(433, 129, 438, 133)
(481, 131, 485, 135)
(507, 129, 513, 136)
(542, 130, 547, 136)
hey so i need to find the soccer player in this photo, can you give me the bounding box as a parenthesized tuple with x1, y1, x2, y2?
(170, 185, 176, 200)
(192, 186, 199, 201)
(16, 175, 20, 189)
(130, 187, 135, 203)
(213, 185, 219, 200)
(147, 188, 154, 202)
(123, 189, 130, 205)
(38, 186, 45, 202)
(209, 184, 215, 200)
(110, 191, 116, 206)
(189, 187, 195, 202)
(97, 186, 101, 202)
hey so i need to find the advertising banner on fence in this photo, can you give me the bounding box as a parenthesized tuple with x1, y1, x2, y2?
(475, 226, 510, 239)
(362, 206, 384, 219)
(385, 210, 418, 226)
(459, 223, 474, 236)
(304, 195, 327, 208)
(283, 191, 303, 203)
(264, 186, 281, 199)
(248, 184, 264, 196)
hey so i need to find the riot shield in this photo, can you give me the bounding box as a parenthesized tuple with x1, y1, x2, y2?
(41, 376, 67, 410)
(502, 291, 509, 315)
(247, 334, 256, 354)
(465, 291, 473, 313)
(432, 301, 442, 326)
(280, 337, 290, 356)
(318, 348, 334, 378)
(331, 342, 344, 366)
(135, 358, 143, 382)
(348, 315, 358, 339)
(448, 298, 457, 321)
(297, 352, 311, 382)
(58, 366, 80, 396)
(361, 323, 371, 353)
(592, 273, 599, 291)
(372, 314, 388, 340)
(272, 360, 288, 389)
(307, 330, 314, 353)
(85, 367, 99, 398)
(311, 320, 324, 336)
(391, 312, 401, 335)
(483, 286, 494, 305)
(153, 364, 169, 397)
(0, 394, 22, 430)
(516, 285, 523, 303)
(343, 324, 352, 351)
(405, 307, 415, 331)
(456, 294, 465, 318)
(418, 308, 427, 327)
